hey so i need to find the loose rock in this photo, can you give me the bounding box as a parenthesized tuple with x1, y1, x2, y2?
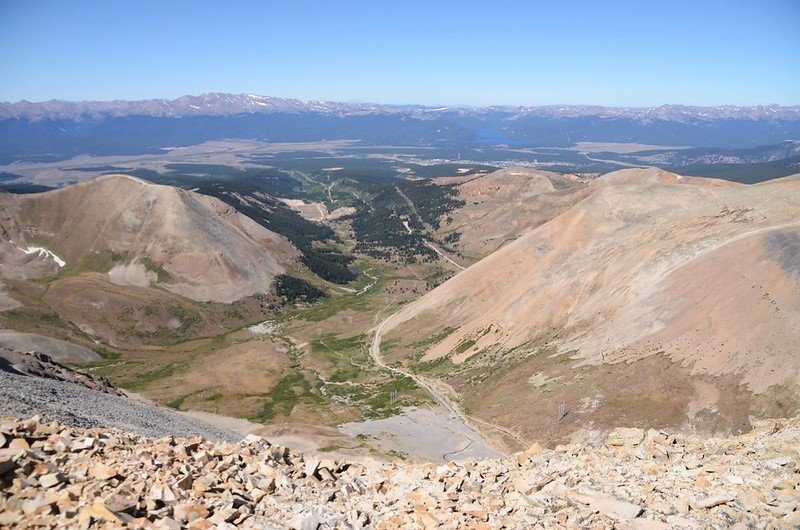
(2, 416, 799, 528)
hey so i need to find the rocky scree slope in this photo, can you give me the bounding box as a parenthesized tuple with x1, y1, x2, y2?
(0, 347, 121, 396)
(0, 372, 239, 443)
(1, 417, 798, 529)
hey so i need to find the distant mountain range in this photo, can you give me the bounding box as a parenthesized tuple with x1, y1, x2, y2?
(1, 93, 800, 164)
(2, 93, 800, 122)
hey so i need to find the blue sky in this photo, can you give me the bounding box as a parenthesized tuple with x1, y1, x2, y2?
(1, 0, 798, 106)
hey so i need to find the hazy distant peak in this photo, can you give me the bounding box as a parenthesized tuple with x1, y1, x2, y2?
(1, 93, 799, 122)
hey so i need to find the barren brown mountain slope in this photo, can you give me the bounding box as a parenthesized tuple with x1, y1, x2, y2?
(0, 175, 297, 302)
(436, 168, 590, 259)
(382, 168, 800, 445)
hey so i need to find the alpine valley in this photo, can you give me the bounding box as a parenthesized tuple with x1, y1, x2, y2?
(1, 94, 799, 530)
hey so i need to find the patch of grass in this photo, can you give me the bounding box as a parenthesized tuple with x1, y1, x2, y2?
(556, 350, 577, 364)
(318, 444, 343, 452)
(424, 266, 454, 290)
(310, 333, 365, 355)
(414, 355, 453, 375)
(410, 326, 457, 349)
(387, 449, 407, 460)
(325, 382, 370, 404)
(167, 395, 188, 410)
(329, 366, 362, 382)
(141, 257, 171, 283)
(2, 308, 65, 328)
(287, 290, 371, 322)
(167, 305, 200, 333)
(309, 333, 368, 380)
(366, 375, 420, 415)
(380, 338, 400, 353)
(123, 363, 177, 391)
(279, 263, 389, 322)
(453, 339, 476, 354)
(224, 306, 244, 320)
(93, 346, 120, 360)
(77, 358, 122, 371)
(503, 340, 532, 356)
(30, 274, 61, 286)
(251, 372, 324, 422)
(55, 250, 118, 276)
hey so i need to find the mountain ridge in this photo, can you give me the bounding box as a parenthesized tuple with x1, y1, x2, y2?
(2, 92, 799, 122)
(0, 174, 298, 303)
(380, 168, 800, 445)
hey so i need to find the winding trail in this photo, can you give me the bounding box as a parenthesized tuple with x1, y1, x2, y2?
(326, 182, 336, 205)
(423, 241, 466, 271)
(314, 202, 327, 220)
(394, 186, 426, 228)
(355, 269, 378, 296)
(397, 190, 467, 271)
(345, 180, 519, 457)
(368, 311, 524, 458)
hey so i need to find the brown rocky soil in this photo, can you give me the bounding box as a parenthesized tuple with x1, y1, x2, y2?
(0, 175, 297, 303)
(435, 168, 589, 259)
(384, 169, 800, 443)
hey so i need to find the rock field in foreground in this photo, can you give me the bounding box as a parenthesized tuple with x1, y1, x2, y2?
(1, 416, 798, 529)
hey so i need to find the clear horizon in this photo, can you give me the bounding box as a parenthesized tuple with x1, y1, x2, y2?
(4, 92, 800, 109)
(1, 0, 798, 107)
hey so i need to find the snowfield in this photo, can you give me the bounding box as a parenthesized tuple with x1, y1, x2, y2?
(16, 245, 66, 267)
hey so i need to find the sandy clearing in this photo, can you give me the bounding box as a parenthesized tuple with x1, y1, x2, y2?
(248, 320, 278, 334)
(108, 262, 155, 288)
(568, 142, 690, 154)
(368, 308, 514, 458)
(279, 198, 329, 222)
(0, 288, 21, 312)
(340, 408, 503, 463)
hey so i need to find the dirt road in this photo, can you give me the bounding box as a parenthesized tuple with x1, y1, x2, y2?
(368, 312, 521, 459)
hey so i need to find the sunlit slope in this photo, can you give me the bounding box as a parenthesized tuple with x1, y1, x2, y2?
(437, 168, 590, 258)
(0, 175, 297, 302)
(384, 168, 800, 442)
